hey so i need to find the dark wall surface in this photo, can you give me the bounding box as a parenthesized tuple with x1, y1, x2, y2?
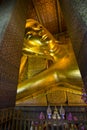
(0, 0, 28, 108)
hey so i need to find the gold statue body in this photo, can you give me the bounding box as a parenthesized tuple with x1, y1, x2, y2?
(16, 19, 83, 103)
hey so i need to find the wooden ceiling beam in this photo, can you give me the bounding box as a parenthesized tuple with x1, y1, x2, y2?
(32, 0, 43, 25)
(56, 0, 62, 33)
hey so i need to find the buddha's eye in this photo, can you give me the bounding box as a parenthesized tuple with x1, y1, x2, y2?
(33, 23, 38, 27)
(32, 23, 38, 29)
(32, 23, 43, 31)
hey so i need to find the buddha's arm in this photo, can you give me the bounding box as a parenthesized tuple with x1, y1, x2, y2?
(16, 57, 82, 101)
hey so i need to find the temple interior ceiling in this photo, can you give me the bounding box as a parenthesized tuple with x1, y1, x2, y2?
(16, 0, 86, 106)
(26, 0, 67, 35)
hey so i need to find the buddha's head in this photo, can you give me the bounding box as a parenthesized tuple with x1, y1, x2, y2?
(23, 19, 60, 59)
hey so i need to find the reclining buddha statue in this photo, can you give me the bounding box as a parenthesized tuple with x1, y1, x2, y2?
(16, 19, 83, 104)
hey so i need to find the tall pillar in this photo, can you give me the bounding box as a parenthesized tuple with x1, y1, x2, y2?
(59, 0, 87, 82)
(0, 0, 28, 108)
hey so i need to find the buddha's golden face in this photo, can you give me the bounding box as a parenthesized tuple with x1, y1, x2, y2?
(23, 19, 58, 57)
